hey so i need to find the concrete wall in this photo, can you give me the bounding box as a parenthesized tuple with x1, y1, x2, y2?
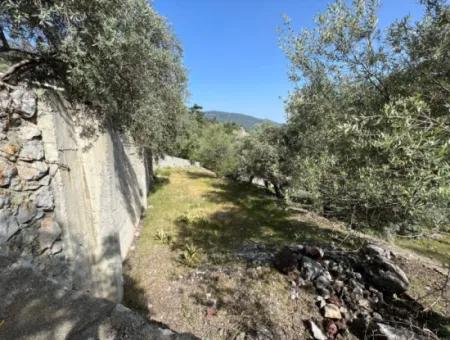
(0, 86, 149, 302)
(154, 155, 200, 169)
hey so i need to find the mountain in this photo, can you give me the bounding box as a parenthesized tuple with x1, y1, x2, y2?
(203, 111, 279, 130)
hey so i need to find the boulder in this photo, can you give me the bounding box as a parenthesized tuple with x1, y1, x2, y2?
(18, 140, 44, 161)
(273, 246, 300, 274)
(0, 158, 17, 187)
(17, 160, 49, 181)
(10, 87, 37, 118)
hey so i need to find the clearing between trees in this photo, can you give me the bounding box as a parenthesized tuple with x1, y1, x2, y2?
(123, 168, 449, 340)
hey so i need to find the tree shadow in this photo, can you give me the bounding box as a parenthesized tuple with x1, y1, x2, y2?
(171, 178, 358, 260)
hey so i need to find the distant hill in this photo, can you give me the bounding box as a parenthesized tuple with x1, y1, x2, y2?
(204, 111, 279, 130)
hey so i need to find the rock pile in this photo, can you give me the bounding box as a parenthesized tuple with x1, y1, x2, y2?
(273, 243, 430, 339)
(0, 86, 64, 280)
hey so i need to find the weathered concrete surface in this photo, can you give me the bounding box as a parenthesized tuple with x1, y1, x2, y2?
(154, 155, 200, 169)
(0, 256, 197, 340)
(37, 91, 150, 301)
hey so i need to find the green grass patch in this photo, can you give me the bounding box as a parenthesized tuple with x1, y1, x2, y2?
(395, 235, 450, 266)
(134, 168, 358, 265)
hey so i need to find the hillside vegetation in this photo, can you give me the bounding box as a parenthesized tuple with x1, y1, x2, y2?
(204, 111, 279, 130)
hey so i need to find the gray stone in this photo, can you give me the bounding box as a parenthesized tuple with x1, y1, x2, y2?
(323, 303, 342, 319)
(50, 240, 63, 255)
(308, 320, 327, 340)
(365, 256, 410, 294)
(0, 211, 20, 243)
(301, 256, 324, 280)
(33, 186, 54, 210)
(38, 216, 61, 251)
(0, 194, 10, 209)
(364, 244, 391, 259)
(17, 160, 49, 181)
(377, 323, 424, 340)
(17, 202, 37, 224)
(17, 121, 41, 140)
(0, 158, 17, 187)
(10, 87, 37, 118)
(18, 140, 44, 161)
(0, 90, 10, 113)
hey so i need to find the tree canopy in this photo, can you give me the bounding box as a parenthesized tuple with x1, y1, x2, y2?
(0, 0, 187, 153)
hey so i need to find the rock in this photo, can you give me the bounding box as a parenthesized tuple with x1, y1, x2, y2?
(358, 299, 370, 309)
(17, 202, 37, 224)
(377, 323, 424, 340)
(308, 320, 327, 340)
(50, 240, 63, 255)
(316, 296, 326, 308)
(273, 246, 300, 274)
(33, 186, 54, 211)
(0, 194, 10, 209)
(323, 303, 342, 319)
(10, 87, 37, 118)
(17, 121, 41, 140)
(0, 211, 20, 243)
(326, 320, 338, 337)
(17, 161, 49, 181)
(0, 142, 19, 160)
(301, 256, 324, 280)
(38, 216, 62, 251)
(18, 140, 44, 161)
(0, 158, 17, 187)
(315, 273, 332, 288)
(303, 245, 324, 259)
(0, 90, 10, 113)
(364, 257, 410, 294)
(364, 244, 391, 259)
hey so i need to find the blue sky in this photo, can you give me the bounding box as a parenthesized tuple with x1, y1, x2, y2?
(153, 0, 424, 123)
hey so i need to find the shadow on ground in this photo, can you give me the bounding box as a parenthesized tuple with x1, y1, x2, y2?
(172, 175, 359, 258)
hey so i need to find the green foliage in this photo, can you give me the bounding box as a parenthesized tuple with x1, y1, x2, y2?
(154, 229, 172, 244)
(282, 0, 450, 233)
(180, 243, 202, 267)
(238, 123, 289, 197)
(192, 122, 240, 177)
(1, 0, 186, 153)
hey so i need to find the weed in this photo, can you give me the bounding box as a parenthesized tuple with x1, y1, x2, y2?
(180, 243, 203, 267)
(154, 229, 172, 244)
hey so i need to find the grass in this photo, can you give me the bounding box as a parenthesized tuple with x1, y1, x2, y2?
(134, 168, 359, 265)
(395, 235, 450, 266)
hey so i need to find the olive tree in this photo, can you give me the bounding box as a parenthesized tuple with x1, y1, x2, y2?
(0, 0, 187, 153)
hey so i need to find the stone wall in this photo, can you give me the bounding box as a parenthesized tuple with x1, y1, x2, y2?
(0, 85, 150, 302)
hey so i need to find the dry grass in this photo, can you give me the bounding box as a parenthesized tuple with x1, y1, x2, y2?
(123, 168, 450, 339)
